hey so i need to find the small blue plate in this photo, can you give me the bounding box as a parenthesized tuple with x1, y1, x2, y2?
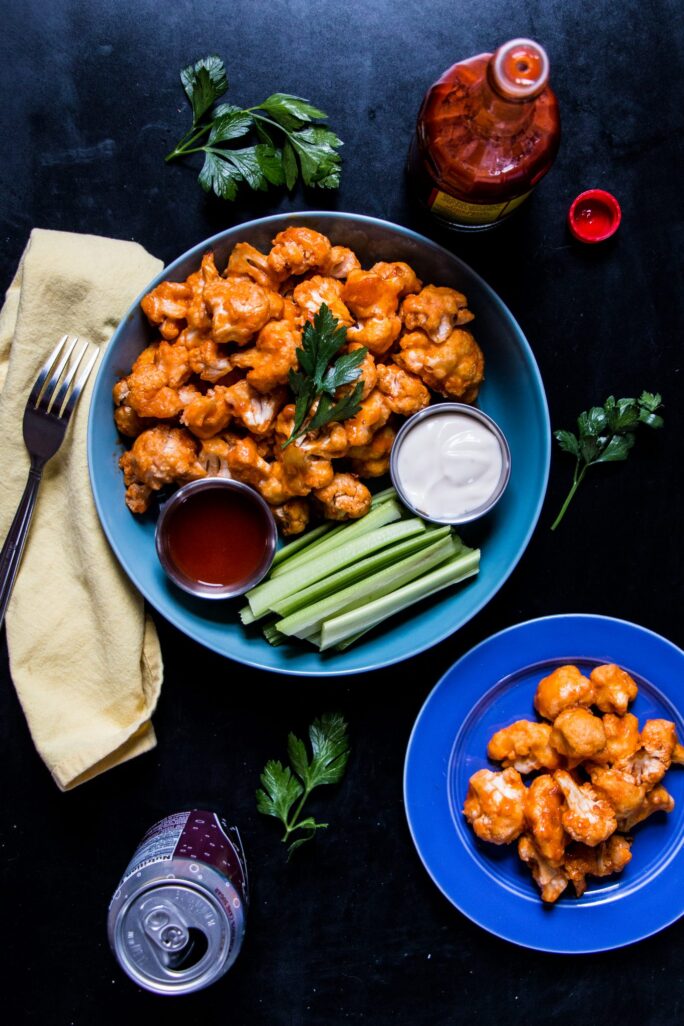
(404, 614, 684, 952)
(88, 212, 549, 676)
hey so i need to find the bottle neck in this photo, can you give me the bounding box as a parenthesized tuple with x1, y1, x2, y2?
(472, 62, 536, 135)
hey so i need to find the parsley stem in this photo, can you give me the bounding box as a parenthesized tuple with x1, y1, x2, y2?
(165, 121, 213, 162)
(284, 785, 312, 838)
(550, 463, 587, 531)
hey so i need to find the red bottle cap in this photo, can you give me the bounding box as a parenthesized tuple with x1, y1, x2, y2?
(568, 189, 622, 243)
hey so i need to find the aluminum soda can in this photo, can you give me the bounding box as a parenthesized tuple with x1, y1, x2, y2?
(108, 810, 248, 995)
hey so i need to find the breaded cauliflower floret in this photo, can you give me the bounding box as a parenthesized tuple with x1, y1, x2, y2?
(223, 380, 286, 436)
(119, 425, 205, 513)
(619, 785, 675, 831)
(182, 387, 233, 440)
(518, 834, 569, 903)
(400, 284, 474, 341)
(225, 242, 280, 290)
(313, 473, 372, 521)
(463, 767, 527, 845)
(341, 268, 402, 319)
(272, 498, 311, 536)
(267, 227, 332, 279)
(585, 763, 646, 820)
(534, 664, 594, 722)
(370, 261, 423, 297)
(550, 708, 607, 764)
(230, 319, 302, 394)
(348, 425, 396, 478)
(487, 720, 562, 774)
(322, 246, 361, 279)
(347, 315, 402, 355)
(292, 276, 353, 326)
(198, 434, 270, 488)
(113, 341, 194, 420)
(186, 335, 234, 384)
(590, 664, 639, 715)
(563, 835, 632, 897)
(589, 713, 641, 766)
(204, 277, 283, 346)
(140, 280, 192, 340)
(524, 774, 567, 867)
(274, 405, 349, 459)
(376, 363, 430, 417)
(554, 769, 617, 847)
(343, 389, 391, 448)
(393, 328, 484, 402)
(620, 719, 680, 788)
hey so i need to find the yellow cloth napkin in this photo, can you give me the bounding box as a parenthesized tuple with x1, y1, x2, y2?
(0, 228, 164, 790)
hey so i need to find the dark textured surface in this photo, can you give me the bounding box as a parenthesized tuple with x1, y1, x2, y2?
(1, 1, 684, 1023)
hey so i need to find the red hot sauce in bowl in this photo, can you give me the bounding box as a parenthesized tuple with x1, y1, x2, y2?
(155, 479, 277, 598)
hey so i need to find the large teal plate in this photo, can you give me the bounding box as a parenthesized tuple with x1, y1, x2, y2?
(87, 212, 549, 675)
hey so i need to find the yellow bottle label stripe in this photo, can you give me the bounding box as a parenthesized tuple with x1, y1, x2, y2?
(430, 188, 533, 225)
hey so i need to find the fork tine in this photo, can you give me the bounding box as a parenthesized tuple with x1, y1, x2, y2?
(27, 334, 69, 406)
(50, 340, 89, 415)
(59, 344, 99, 423)
(35, 335, 79, 411)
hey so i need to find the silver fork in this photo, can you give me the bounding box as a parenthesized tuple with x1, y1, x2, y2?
(0, 335, 99, 627)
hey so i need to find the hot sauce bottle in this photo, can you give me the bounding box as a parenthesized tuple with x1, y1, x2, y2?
(407, 38, 560, 230)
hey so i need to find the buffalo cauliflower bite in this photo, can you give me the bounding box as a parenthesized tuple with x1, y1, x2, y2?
(370, 261, 422, 297)
(186, 335, 234, 383)
(313, 473, 372, 521)
(463, 767, 527, 845)
(181, 387, 232, 439)
(204, 277, 283, 345)
(274, 405, 350, 459)
(224, 242, 280, 290)
(348, 425, 396, 478)
(223, 380, 286, 436)
(487, 720, 562, 774)
(554, 769, 617, 847)
(348, 344, 377, 399)
(393, 328, 484, 402)
(119, 425, 205, 513)
(620, 719, 680, 788)
(518, 834, 569, 903)
(183, 252, 220, 331)
(590, 713, 641, 766)
(140, 280, 192, 340)
(550, 708, 607, 764)
(347, 315, 402, 355)
(524, 774, 567, 867)
(376, 363, 431, 417)
(267, 227, 332, 279)
(272, 498, 311, 536)
(198, 434, 270, 488)
(114, 341, 194, 421)
(230, 319, 301, 393)
(322, 246, 361, 279)
(292, 275, 353, 325)
(585, 763, 646, 819)
(343, 389, 391, 448)
(563, 835, 633, 897)
(341, 268, 402, 319)
(619, 785, 675, 831)
(534, 664, 594, 722)
(400, 284, 474, 341)
(590, 664, 639, 715)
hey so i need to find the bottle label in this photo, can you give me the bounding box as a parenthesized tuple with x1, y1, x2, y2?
(429, 188, 532, 226)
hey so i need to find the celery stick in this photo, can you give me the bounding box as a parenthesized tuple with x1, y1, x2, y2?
(276, 536, 459, 639)
(263, 622, 287, 646)
(370, 485, 397, 507)
(270, 522, 333, 569)
(271, 527, 454, 617)
(239, 605, 256, 625)
(269, 522, 348, 578)
(267, 499, 403, 580)
(319, 549, 480, 651)
(246, 517, 426, 620)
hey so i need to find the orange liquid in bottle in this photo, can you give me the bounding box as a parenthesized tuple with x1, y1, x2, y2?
(408, 38, 561, 230)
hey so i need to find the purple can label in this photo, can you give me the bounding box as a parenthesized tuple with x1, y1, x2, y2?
(121, 811, 247, 899)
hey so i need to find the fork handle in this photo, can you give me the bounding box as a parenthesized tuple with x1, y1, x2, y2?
(0, 465, 43, 629)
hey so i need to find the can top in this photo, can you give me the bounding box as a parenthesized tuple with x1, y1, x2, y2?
(113, 882, 236, 995)
(490, 39, 550, 100)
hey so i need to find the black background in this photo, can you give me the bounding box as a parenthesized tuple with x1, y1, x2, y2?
(2, 1, 684, 1023)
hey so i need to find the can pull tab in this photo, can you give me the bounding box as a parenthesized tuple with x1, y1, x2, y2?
(142, 903, 208, 972)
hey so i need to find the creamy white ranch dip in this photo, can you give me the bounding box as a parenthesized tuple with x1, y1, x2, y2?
(395, 411, 504, 520)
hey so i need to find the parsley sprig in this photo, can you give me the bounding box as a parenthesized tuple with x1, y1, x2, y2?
(551, 391, 664, 530)
(165, 55, 343, 199)
(256, 713, 351, 858)
(283, 304, 367, 448)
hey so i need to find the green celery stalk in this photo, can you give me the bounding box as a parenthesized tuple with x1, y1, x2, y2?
(245, 516, 426, 620)
(263, 621, 287, 646)
(276, 535, 460, 639)
(319, 549, 480, 651)
(269, 522, 348, 578)
(370, 485, 397, 507)
(240, 605, 257, 625)
(271, 526, 455, 617)
(270, 522, 334, 569)
(258, 499, 403, 583)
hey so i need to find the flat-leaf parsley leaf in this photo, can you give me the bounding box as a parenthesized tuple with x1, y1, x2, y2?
(166, 54, 343, 200)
